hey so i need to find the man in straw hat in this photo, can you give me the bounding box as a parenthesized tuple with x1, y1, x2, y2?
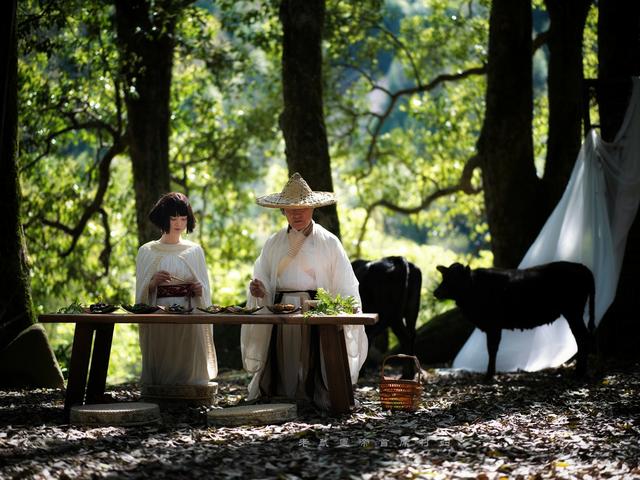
(241, 173, 368, 410)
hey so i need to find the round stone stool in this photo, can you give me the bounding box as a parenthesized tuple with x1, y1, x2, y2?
(70, 402, 161, 426)
(207, 403, 297, 427)
(141, 381, 218, 406)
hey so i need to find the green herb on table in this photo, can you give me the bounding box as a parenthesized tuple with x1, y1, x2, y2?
(57, 300, 85, 314)
(304, 288, 357, 317)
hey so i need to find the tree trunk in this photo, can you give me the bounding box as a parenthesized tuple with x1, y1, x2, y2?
(478, 0, 541, 268)
(279, 0, 340, 238)
(542, 0, 592, 206)
(0, 0, 63, 387)
(114, 0, 176, 246)
(0, 0, 34, 350)
(596, 0, 640, 361)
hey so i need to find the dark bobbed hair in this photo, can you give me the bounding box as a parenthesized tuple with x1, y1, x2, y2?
(148, 192, 196, 233)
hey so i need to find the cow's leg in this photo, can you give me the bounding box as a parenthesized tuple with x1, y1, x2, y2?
(374, 329, 389, 354)
(400, 267, 421, 379)
(565, 313, 591, 377)
(390, 320, 414, 378)
(485, 328, 501, 380)
(404, 266, 421, 355)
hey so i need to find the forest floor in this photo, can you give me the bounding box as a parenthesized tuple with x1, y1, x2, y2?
(1, 362, 639, 479)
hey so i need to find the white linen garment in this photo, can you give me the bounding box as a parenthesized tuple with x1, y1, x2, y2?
(454, 77, 640, 373)
(241, 222, 369, 401)
(136, 240, 217, 385)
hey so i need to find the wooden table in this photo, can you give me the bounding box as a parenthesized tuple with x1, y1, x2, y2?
(39, 312, 377, 419)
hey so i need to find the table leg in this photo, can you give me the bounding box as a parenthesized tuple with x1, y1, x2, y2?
(64, 324, 94, 420)
(338, 327, 355, 406)
(86, 323, 114, 404)
(319, 325, 354, 414)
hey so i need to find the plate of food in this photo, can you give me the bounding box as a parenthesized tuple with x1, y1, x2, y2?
(159, 304, 194, 314)
(86, 302, 119, 314)
(223, 306, 262, 315)
(197, 305, 224, 314)
(265, 303, 300, 314)
(121, 303, 161, 314)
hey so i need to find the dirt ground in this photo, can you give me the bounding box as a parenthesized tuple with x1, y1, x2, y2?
(1, 363, 639, 479)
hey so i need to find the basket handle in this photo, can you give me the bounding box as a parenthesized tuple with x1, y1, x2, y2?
(381, 354, 423, 384)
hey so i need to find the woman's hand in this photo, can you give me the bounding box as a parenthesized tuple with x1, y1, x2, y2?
(190, 282, 203, 297)
(249, 278, 267, 298)
(149, 270, 172, 291)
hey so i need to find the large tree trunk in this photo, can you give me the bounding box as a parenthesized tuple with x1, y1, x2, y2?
(0, 0, 32, 349)
(542, 0, 592, 206)
(596, 0, 640, 361)
(478, 0, 542, 268)
(279, 0, 340, 238)
(114, 0, 176, 246)
(0, 0, 63, 387)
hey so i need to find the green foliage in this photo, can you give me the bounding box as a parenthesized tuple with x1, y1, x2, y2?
(583, 4, 599, 127)
(305, 288, 358, 317)
(324, 0, 491, 255)
(56, 301, 85, 314)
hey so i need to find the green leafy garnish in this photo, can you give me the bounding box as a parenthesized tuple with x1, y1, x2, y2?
(57, 300, 85, 314)
(304, 288, 357, 317)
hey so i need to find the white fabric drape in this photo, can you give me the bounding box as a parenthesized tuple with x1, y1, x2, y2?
(137, 239, 217, 385)
(241, 222, 369, 400)
(454, 77, 640, 373)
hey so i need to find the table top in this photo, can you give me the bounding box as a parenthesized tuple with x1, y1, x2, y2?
(38, 311, 378, 326)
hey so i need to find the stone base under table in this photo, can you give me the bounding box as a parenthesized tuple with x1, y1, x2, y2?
(207, 403, 297, 427)
(141, 382, 218, 406)
(70, 402, 161, 426)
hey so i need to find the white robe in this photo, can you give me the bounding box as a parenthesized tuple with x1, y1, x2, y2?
(136, 239, 217, 385)
(454, 77, 640, 373)
(240, 222, 369, 400)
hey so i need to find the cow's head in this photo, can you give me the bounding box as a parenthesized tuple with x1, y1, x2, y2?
(433, 262, 472, 301)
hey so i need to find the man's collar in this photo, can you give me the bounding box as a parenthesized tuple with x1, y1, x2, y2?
(287, 221, 314, 236)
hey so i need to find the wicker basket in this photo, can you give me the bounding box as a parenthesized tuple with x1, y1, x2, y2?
(379, 354, 423, 412)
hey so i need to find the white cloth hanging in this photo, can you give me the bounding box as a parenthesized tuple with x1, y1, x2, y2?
(454, 77, 640, 373)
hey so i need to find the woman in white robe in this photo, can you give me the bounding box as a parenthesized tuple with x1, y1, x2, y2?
(241, 173, 368, 409)
(136, 192, 217, 386)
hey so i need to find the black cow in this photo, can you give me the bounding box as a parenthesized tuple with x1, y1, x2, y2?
(352, 256, 422, 373)
(433, 261, 595, 379)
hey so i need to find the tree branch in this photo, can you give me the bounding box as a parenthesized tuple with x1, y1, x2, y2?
(358, 65, 487, 179)
(532, 30, 549, 54)
(97, 207, 112, 276)
(20, 119, 117, 172)
(354, 154, 482, 256)
(371, 23, 423, 86)
(39, 136, 125, 275)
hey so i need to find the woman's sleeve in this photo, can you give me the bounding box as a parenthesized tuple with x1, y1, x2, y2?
(330, 240, 362, 310)
(327, 237, 368, 383)
(135, 245, 155, 304)
(196, 245, 212, 307)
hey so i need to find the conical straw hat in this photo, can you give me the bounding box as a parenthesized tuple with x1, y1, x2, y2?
(256, 172, 336, 209)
